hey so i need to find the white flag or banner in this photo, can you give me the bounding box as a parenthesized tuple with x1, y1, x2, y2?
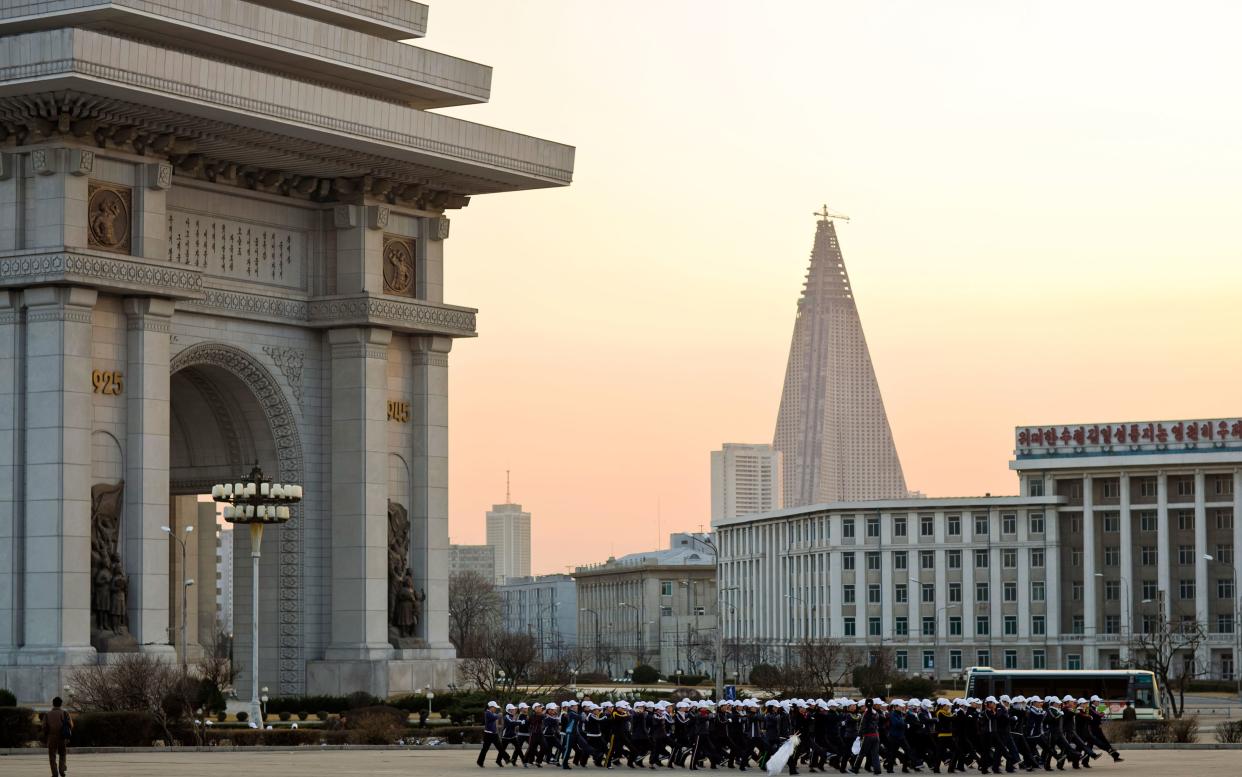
(851, 736, 861, 756)
(765, 733, 800, 776)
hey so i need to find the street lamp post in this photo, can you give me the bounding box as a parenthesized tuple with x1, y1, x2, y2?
(209, 462, 303, 724)
(426, 690, 435, 721)
(580, 608, 601, 672)
(161, 524, 195, 671)
(620, 602, 640, 667)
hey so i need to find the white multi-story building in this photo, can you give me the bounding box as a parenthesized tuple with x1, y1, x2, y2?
(487, 502, 532, 583)
(716, 417, 1242, 681)
(773, 210, 908, 507)
(449, 543, 497, 581)
(711, 443, 782, 521)
(499, 574, 577, 660)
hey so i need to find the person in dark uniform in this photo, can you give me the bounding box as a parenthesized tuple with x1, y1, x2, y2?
(855, 699, 883, 775)
(42, 696, 72, 777)
(1085, 696, 1122, 763)
(582, 702, 607, 767)
(480, 700, 503, 767)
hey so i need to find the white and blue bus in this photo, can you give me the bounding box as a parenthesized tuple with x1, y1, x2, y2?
(964, 667, 1163, 720)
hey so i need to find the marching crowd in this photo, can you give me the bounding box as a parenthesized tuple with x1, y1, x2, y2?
(477, 694, 1126, 774)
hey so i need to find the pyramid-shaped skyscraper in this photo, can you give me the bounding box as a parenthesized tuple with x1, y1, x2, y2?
(773, 209, 908, 506)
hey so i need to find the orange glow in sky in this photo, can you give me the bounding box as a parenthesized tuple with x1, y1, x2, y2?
(427, 1, 1242, 574)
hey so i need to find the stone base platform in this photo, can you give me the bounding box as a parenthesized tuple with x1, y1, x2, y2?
(306, 647, 458, 697)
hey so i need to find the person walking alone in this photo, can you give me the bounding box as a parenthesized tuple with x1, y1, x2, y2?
(42, 695, 72, 777)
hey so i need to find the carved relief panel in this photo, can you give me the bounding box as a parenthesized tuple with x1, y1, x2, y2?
(166, 210, 307, 290)
(88, 182, 132, 254)
(382, 234, 416, 298)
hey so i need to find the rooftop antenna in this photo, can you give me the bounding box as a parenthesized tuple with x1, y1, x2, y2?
(506, 469, 511, 503)
(657, 496, 662, 547)
(814, 203, 850, 223)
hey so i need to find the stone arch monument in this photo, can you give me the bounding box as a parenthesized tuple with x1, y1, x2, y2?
(0, 0, 573, 703)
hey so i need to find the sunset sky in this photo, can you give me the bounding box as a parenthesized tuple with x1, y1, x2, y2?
(426, 1, 1242, 575)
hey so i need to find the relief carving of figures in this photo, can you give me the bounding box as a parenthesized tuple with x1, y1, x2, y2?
(90, 483, 135, 651)
(387, 500, 424, 646)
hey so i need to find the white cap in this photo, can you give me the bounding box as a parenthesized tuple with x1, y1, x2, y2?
(518, 702, 529, 709)
(488, 701, 499, 708)
(1061, 695, 1075, 703)
(892, 699, 906, 707)
(1090, 695, 1102, 702)
(1012, 695, 1025, 704)
(985, 696, 998, 704)
(999, 695, 1011, 703)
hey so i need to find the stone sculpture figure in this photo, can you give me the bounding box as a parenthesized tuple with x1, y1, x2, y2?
(108, 555, 129, 635)
(89, 482, 135, 651)
(387, 500, 423, 647)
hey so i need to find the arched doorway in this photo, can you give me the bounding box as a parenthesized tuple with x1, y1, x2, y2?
(169, 343, 304, 696)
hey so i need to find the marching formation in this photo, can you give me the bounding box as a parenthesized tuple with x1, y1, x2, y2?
(477, 694, 1127, 774)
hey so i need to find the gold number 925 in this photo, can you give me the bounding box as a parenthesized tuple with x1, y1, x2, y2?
(92, 370, 124, 395)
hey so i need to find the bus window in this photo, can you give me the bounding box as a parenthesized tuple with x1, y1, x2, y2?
(1134, 687, 1154, 708)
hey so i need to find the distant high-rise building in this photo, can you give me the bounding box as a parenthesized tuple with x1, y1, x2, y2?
(449, 543, 497, 581)
(486, 474, 531, 583)
(773, 206, 908, 506)
(711, 443, 782, 520)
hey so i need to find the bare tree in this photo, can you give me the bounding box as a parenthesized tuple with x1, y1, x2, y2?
(198, 628, 238, 693)
(460, 630, 542, 693)
(795, 637, 859, 697)
(1128, 609, 1208, 719)
(449, 571, 500, 658)
(68, 653, 193, 743)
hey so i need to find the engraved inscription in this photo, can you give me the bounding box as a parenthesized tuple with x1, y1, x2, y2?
(167, 211, 303, 287)
(88, 183, 132, 254)
(382, 234, 415, 297)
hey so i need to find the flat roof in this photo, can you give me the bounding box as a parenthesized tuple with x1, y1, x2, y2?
(713, 495, 1063, 529)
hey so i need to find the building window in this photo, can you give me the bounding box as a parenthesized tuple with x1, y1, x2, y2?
(1141, 579, 1158, 601)
(1178, 511, 1195, 531)
(1002, 514, 1016, 535)
(1178, 545, 1194, 565)
(1030, 548, 1045, 568)
(1216, 477, 1235, 497)
(1139, 478, 1157, 498)
(1104, 546, 1120, 567)
(1070, 516, 1082, 534)
(1033, 649, 1047, 669)
(950, 649, 963, 670)
(866, 551, 881, 571)
(949, 616, 963, 636)
(947, 515, 961, 536)
(1032, 615, 1046, 635)
(1067, 653, 1082, 670)
(895, 649, 908, 670)
(1219, 614, 1236, 634)
(894, 516, 907, 537)
(948, 550, 962, 569)
(1070, 548, 1082, 567)
(977, 649, 991, 667)
(1029, 478, 1045, 497)
(1104, 580, 1120, 601)
(923, 650, 935, 670)
(895, 584, 908, 604)
(844, 553, 856, 571)
(922, 584, 935, 604)
(1103, 514, 1120, 533)
(975, 515, 989, 537)
(1003, 548, 1017, 568)
(1004, 649, 1018, 669)
(868, 617, 881, 637)
(866, 517, 881, 538)
(923, 616, 936, 636)
(1177, 479, 1195, 498)
(660, 605, 673, 616)
(1140, 546, 1157, 566)
(1004, 616, 1018, 636)
(868, 584, 882, 604)
(975, 549, 989, 569)
(1218, 544, 1235, 564)
(844, 618, 856, 636)
(920, 550, 935, 570)
(895, 617, 908, 636)
(1102, 480, 1120, 499)
(1029, 513, 1045, 534)
(1072, 615, 1084, 634)
(694, 605, 706, 616)
(1031, 581, 1045, 602)
(1217, 510, 1235, 531)
(948, 583, 962, 603)
(1072, 582, 1083, 601)
(1003, 582, 1018, 602)
(894, 551, 908, 570)
(976, 616, 990, 636)
(1219, 578, 1235, 599)
(1104, 615, 1120, 634)
(921, 514, 935, 537)
(976, 582, 990, 602)
(843, 518, 855, 539)
(1139, 511, 1157, 532)
(843, 585, 856, 604)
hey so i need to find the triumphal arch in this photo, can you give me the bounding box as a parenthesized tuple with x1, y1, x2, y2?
(0, 0, 573, 702)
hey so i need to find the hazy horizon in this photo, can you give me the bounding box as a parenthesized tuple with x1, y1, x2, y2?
(424, 1, 1242, 574)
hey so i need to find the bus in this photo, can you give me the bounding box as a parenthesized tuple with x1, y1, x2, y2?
(964, 668, 1163, 720)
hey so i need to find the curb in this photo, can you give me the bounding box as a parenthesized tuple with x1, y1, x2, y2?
(1, 744, 474, 755)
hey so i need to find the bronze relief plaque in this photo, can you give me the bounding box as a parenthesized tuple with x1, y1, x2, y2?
(382, 234, 416, 296)
(88, 182, 132, 254)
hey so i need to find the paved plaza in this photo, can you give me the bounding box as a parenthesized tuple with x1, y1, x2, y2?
(2, 749, 1239, 777)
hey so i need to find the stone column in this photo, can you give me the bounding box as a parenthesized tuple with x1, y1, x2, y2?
(1119, 472, 1133, 662)
(196, 501, 218, 652)
(1157, 472, 1171, 620)
(1234, 469, 1242, 680)
(21, 286, 97, 659)
(326, 327, 393, 659)
(1082, 474, 1096, 668)
(0, 292, 18, 658)
(1046, 506, 1061, 667)
(122, 297, 174, 650)
(410, 335, 452, 649)
(1194, 469, 1209, 670)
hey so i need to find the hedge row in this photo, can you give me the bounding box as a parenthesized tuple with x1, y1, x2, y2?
(0, 707, 38, 747)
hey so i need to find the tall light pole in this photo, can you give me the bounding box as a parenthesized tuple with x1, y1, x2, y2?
(161, 524, 195, 671)
(580, 608, 601, 672)
(620, 602, 640, 666)
(210, 462, 303, 724)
